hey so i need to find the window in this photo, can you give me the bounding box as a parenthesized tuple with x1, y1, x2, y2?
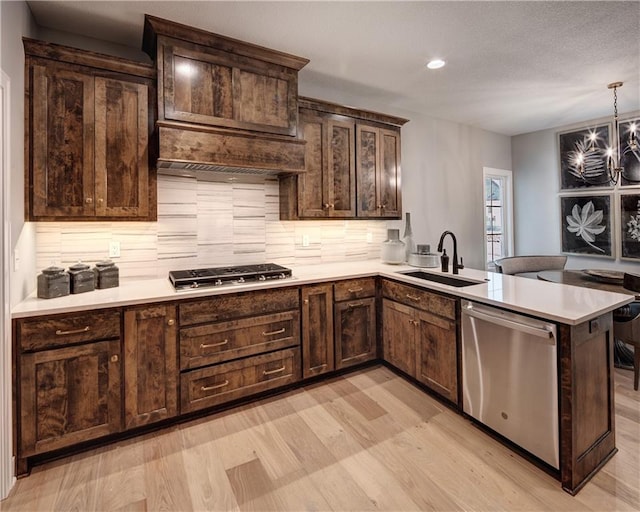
(483, 168, 513, 270)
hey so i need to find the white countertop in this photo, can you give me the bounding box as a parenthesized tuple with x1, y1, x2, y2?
(12, 260, 634, 325)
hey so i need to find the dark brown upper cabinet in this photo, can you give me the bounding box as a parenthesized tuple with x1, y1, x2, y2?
(281, 108, 356, 218)
(356, 125, 402, 218)
(142, 15, 308, 174)
(160, 43, 298, 136)
(280, 97, 408, 220)
(24, 38, 156, 221)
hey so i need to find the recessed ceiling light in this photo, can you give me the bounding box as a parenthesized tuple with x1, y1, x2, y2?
(427, 59, 446, 70)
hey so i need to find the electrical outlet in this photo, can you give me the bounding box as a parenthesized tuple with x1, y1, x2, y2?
(109, 241, 121, 258)
(302, 234, 310, 247)
(366, 231, 373, 243)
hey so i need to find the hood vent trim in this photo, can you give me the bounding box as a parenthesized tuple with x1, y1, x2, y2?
(157, 161, 289, 175)
(156, 122, 307, 178)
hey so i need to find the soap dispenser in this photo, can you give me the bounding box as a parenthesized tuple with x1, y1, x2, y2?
(440, 249, 449, 272)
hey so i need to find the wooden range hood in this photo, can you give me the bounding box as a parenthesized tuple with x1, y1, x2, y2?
(142, 15, 309, 179)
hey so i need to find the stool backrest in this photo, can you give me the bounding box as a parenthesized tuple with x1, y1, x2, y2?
(495, 255, 567, 275)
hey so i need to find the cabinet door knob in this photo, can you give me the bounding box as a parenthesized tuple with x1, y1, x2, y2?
(97, 198, 104, 204)
(323, 203, 330, 209)
(167, 319, 175, 326)
(110, 355, 119, 363)
(304, 299, 309, 304)
(85, 197, 93, 204)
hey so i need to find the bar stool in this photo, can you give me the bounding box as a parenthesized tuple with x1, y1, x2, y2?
(614, 302, 640, 391)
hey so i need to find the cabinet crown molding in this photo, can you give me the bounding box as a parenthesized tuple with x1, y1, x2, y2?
(142, 14, 309, 71)
(23, 38, 155, 79)
(298, 96, 409, 127)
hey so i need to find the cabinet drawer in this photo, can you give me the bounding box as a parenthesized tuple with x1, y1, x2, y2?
(18, 310, 121, 351)
(180, 347, 301, 413)
(382, 279, 456, 320)
(334, 278, 376, 301)
(180, 287, 299, 326)
(180, 310, 300, 370)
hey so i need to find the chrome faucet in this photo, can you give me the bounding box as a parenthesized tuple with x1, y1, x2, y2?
(437, 230, 464, 274)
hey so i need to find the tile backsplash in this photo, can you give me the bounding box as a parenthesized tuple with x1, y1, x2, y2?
(35, 175, 390, 282)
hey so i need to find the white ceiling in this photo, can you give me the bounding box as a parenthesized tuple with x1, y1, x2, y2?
(26, 1, 640, 136)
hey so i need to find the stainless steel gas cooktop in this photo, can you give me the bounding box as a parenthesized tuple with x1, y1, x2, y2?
(169, 263, 292, 290)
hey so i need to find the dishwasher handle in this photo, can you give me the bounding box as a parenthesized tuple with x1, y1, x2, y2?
(463, 303, 555, 342)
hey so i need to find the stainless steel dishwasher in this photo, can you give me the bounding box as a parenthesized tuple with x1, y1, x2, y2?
(461, 300, 559, 469)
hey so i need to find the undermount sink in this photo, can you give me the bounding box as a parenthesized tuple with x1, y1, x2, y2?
(398, 270, 487, 287)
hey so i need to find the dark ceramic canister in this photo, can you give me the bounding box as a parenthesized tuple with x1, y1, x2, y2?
(37, 265, 70, 299)
(93, 260, 119, 289)
(68, 262, 95, 294)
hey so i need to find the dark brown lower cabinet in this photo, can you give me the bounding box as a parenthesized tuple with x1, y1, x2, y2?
(124, 304, 178, 429)
(382, 280, 458, 404)
(19, 340, 122, 459)
(382, 299, 416, 377)
(335, 297, 377, 369)
(559, 313, 617, 494)
(301, 284, 334, 378)
(415, 309, 457, 403)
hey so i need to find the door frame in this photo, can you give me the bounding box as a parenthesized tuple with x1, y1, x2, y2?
(483, 167, 514, 270)
(1, 68, 15, 498)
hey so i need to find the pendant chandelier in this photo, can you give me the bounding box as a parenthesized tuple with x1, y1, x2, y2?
(576, 81, 639, 186)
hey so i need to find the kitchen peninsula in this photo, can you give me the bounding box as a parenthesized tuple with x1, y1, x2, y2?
(12, 261, 633, 495)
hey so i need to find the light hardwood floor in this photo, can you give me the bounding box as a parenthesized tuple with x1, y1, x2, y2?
(2, 365, 639, 511)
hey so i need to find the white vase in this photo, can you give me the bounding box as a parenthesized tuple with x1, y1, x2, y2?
(381, 229, 405, 264)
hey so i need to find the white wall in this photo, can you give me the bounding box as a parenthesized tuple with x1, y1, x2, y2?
(512, 112, 640, 271)
(1, 0, 37, 306)
(0, 0, 37, 499)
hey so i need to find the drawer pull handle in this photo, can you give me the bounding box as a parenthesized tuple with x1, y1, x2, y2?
(262, 327, 286, 337)
(406, 294, 421, 302)
(201, 380, 229, 392)
(200, 339, 229, 349)
(55, 326, 90, 336)
(347, 287, 363, 293)
(263, 365, 286, 376)
(348, 302, 364, 309)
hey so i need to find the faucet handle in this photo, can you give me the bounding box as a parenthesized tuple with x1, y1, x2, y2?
(458, 257, 464, 270)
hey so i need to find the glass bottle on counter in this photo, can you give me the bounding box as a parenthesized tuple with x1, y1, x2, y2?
(403, 212, 414, 262)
